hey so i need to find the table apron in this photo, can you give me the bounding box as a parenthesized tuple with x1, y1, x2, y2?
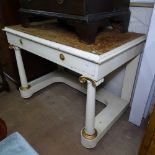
(6, 33, 99, 80)
(97, 43, 144, 80)
(6, 32, 144, 82)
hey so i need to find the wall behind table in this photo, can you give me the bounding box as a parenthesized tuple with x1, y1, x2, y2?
(129, 2, 155, 125)
(103, 1, 153, 97)
(129, 0, 154, 34)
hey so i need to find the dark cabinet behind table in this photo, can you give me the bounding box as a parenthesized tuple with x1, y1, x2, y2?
(0, 0, 57, 85)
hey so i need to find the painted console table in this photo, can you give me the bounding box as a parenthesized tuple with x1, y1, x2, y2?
(4, 24, 145, 148)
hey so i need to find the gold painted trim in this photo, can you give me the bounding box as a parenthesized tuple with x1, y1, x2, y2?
(19, 39, 23, 45)
(79, 76, 96, 87)
(82, 128, 97, 140)
(20, 85, 31, 91)
(130, 2, 154, 8)
(9, 45, 14, 49)
(59, 54, 65, 61)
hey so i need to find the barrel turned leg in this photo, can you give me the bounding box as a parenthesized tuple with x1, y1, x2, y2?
(79, 77, 98, 148)
(83, 80, 97, 135)
(12, 46, 31, 98)
(14, 47, 29, 89)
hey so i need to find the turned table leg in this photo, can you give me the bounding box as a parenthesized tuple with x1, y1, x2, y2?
(14, 47, 29, 90)
(79, 76, 100, 148)
(84, 80, 97, 135)
(12, 46, 32, 98)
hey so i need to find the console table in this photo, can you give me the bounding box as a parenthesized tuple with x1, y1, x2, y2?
(4, 24, 145, 148)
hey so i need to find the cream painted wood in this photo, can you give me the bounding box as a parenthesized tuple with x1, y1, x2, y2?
(4, 28, 145, 81)
(14, 47, 29, 89)
(85, 81, 96, 135)
(6, 33, 97, 79)
(4, 27, 146, 148)
(98, 44, 144, 80)
(121, 55, 140, 102)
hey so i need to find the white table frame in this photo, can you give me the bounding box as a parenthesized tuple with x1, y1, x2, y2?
(4, 27, 145, 148)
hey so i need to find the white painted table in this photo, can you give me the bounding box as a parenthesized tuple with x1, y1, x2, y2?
(4, 25, 145, 148)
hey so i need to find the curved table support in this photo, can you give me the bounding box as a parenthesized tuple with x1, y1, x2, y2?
(5, 27, 144, 148)
(12, 44, 137, 148)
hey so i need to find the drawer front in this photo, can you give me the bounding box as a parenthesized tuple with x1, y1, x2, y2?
(20, 0, 85, 15)
(6, 32, 98, 80)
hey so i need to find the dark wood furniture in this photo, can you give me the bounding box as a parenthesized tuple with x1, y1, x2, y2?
(0, 118, 7, 141)
(0, 63, 9, 92)
(0, 0, 57, 85)
(139, 105, 155, 155)
(19, 0, 130, 43)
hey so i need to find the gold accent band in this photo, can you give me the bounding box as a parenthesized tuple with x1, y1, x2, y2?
(82, 128, 97, 140)
(19, 39, 23, 45)
(9, 45, 14, 49)
(59, 54, 65, 61)
(79, 76, 96, 87)
(20, 85, 31, 91)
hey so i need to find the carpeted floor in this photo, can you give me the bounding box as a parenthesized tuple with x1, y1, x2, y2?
(0, 81, 145, 155)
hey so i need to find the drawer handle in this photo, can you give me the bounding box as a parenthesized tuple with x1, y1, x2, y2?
(60, 54, 65, 61)
(19, 39, 23, 45)
(56, 0, 64, 5)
